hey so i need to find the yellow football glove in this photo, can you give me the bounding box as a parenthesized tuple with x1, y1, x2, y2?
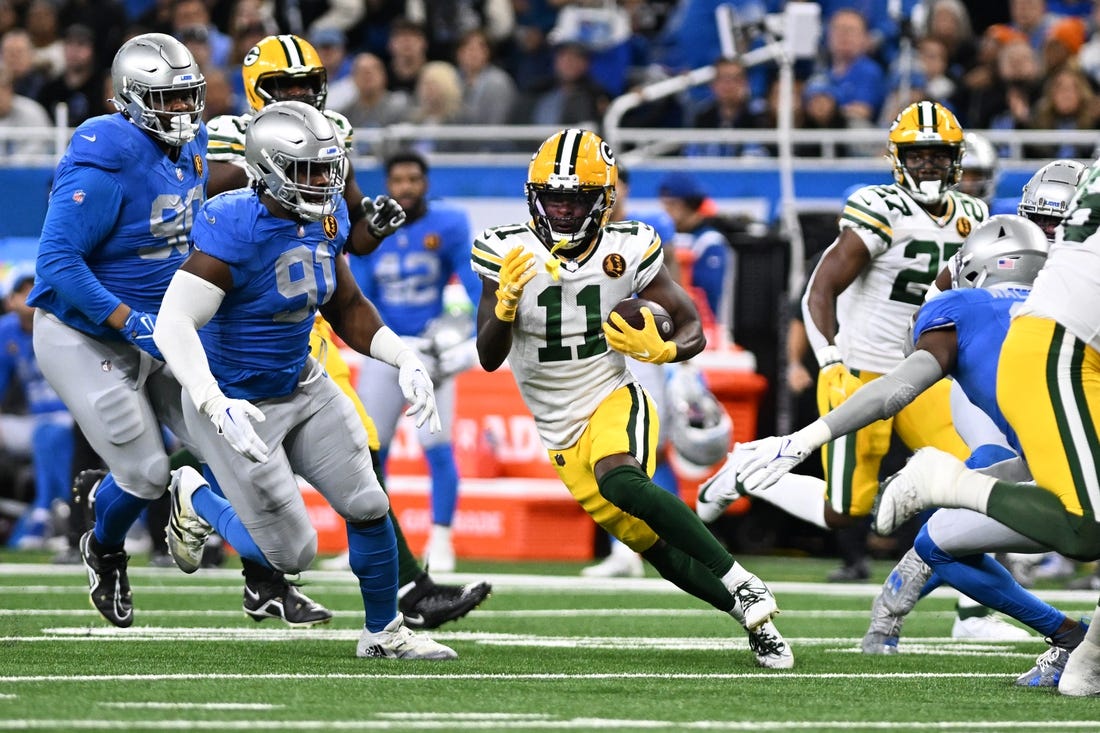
(815, 346, 863, 413)
(494, 246, 536, 322)
(602, 307, 677, 364)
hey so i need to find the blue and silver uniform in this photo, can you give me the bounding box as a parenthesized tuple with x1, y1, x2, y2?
(347, 201, 480, 336)
(28, 113, 208, 334)
(192, 190, 349, 401)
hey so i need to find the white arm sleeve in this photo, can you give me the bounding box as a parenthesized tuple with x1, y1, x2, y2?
(153, 269, 227, 415)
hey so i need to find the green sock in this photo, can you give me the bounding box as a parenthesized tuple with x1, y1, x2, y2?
(643, 541, 736, 612)
(988, 481, 1100, 560)
(371, 449, 421, 586)
(598, 464, 733, 577)
(955, 602, 991, 620)
(168, 448, 201, 472)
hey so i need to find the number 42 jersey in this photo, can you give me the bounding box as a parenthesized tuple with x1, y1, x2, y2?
(834, 183, 988, 373)
(472, 220, 664, 450)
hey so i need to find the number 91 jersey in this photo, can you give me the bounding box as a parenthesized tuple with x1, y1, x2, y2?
(472, 220, 664, 450)
(836, 183, 987, 372)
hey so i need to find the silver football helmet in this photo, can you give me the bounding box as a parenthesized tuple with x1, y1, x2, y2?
(244, 101, 346, 222)
(666, 365, 733, 476)
(1017, 159, 1087, 241)
(958, 132, 999, 203)
(111, 33, 205, 146)
(952, 214, 1049, 290)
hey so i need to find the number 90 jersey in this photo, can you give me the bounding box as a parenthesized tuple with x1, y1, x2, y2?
(472, 220, 664, 450)
(836, 183, 987, 372)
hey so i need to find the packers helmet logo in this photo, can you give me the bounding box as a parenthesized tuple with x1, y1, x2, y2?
(603, 253, 626, 278)
(323, 215, 338, 239)
(599, 140, 615, 166)
(193, 154, 203, 178)
(424, 233, 441, 250)
(956, 217, 971, 237)
(243, 46, 260, 66)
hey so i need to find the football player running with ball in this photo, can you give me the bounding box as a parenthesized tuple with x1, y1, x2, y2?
(153, 101, 455, 660)
(471, 128, 792, 668)
(204, 33, 490, 629)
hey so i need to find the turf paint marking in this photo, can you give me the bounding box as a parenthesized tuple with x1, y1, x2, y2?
(97, 702, 283, 710)
(0, 672, 1024, 682)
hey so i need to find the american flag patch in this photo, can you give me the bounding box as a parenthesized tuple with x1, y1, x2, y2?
(997, 257, 1016, 269)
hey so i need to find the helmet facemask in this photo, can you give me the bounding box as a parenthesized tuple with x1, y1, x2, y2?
(891, 143, 962, 206)
(261, 151, 345, 221)
(256, 68, 327, 110)
(526, 183, 613, 256)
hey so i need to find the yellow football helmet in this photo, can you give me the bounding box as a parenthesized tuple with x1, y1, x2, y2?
(526, 128, 617, 253)
(887, 100, 964, 206)
(241, 34, 327, 112)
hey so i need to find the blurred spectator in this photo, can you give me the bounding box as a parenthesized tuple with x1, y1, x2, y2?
(25, 0, 64, 79)
(0, 64, 50, 157)
(952, 23, 1026, 128)
(36, 24, 103, 127)
(455, 28, 517, 126)
(527, 40, 609, 126)
(170, 0, 231, 70)
(405, 0, 515, 61)
(797, 76, 849, 157)
(60, 0, 128, 74)
(547, 1, 632, 96)
(877, 68, 928, 129)
(409, 60, 463, 124)
(506, 0, 557, 93)
(683, 57, 763, 158)
(658, 172, 733, 332)
(987, 39, 1044, 152)
(1025, 65, 1098, 158)
(1077, 1, 1100, 84)
(1042, 15, 1087, 73)
(387, 18, 429, 97)
(920, 0, 977, 79)
(310, 26, 353, 109)
(271, 0, 364, 38)
(2, 29, 50, 101)
(224, 0, 277, 109)
(1008, 0, 1060, 54)
(178, 23, 214, 71)
(201, 66, 236, 121)
(916, 36, 956, 101)
(818, 8, 887, 124)
(332, 52, 411, 128)
(0, 0, 17, 38)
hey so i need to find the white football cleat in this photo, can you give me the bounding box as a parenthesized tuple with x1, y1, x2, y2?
(695, 448, 747, 523)
(746, 620, 794, 669)
(873, 448, 960, 535)
(952, 614, 1033, 641)
(356, 613, 458, 660)
(166, 467, 212, 574)
(729, 574, 779, 631)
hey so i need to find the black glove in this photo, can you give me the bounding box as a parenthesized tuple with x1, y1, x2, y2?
(363, 195, 406, 240)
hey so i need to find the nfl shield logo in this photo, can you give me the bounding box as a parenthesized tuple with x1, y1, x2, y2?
(176, 168, 184, 181)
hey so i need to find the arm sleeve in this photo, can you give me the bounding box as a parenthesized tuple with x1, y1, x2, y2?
(152, 269, 227, 415)
(36, 166, 125, 325)
(819, 349, 945, 438)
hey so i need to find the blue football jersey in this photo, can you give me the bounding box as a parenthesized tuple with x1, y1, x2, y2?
(191, 190, 349, 401)
(913, 286, 1030, 454)
(347, 200, 479, 337)
(0, 313, 66, 414)
(28, 114, 208, 339)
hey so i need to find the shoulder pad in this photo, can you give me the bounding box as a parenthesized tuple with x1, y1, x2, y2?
(324, 110, 354, 148)
(66, 115, 130, 171)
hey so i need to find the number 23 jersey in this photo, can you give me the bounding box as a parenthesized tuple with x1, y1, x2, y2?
(472, 220, 664, 450)
(836, 183, 987, 373)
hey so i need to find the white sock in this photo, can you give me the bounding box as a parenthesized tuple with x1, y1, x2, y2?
(748, 473, 828, 529)
(929, 457, 997, 513)
(721, 561, 754, 589)
(430, 524, 452, 544)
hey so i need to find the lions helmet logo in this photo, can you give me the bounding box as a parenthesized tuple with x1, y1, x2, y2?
(193, 155, 203, 178)
(424, 233, 441, 251)
(323, 215, 338, 240)
(956, 217, 971, 237)
(602, 253, 626, 278)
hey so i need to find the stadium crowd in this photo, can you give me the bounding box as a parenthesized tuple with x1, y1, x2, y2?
(1, 1, 1099, 156)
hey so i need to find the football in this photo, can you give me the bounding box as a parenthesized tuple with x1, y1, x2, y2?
(607, 297, 675, 337)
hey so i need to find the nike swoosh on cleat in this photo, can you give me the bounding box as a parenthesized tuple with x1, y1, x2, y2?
(80, 134, 96, 142)
(244, 586, 260, 602)
(403, 613, 426, 626)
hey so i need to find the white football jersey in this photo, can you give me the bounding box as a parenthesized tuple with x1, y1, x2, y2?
(206, 108, 354, 171)
(1019, 165, 1100, 351)
(471, 220, 665, 449)
(830, 183, 988, 372)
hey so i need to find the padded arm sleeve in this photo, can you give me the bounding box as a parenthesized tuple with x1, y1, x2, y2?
(820, 349, 945, 438)
(153, 269, 227, 414)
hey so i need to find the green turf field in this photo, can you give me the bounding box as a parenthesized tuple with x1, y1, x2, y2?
(1, 554, 1098, 732)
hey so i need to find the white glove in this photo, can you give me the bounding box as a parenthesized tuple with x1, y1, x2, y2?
(204, 395, 269, 463)
(397, 353, 442, 432)
(363, 194, 406, 240)
(436, 338, 477, 379)
(736, 434, 813, 492)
